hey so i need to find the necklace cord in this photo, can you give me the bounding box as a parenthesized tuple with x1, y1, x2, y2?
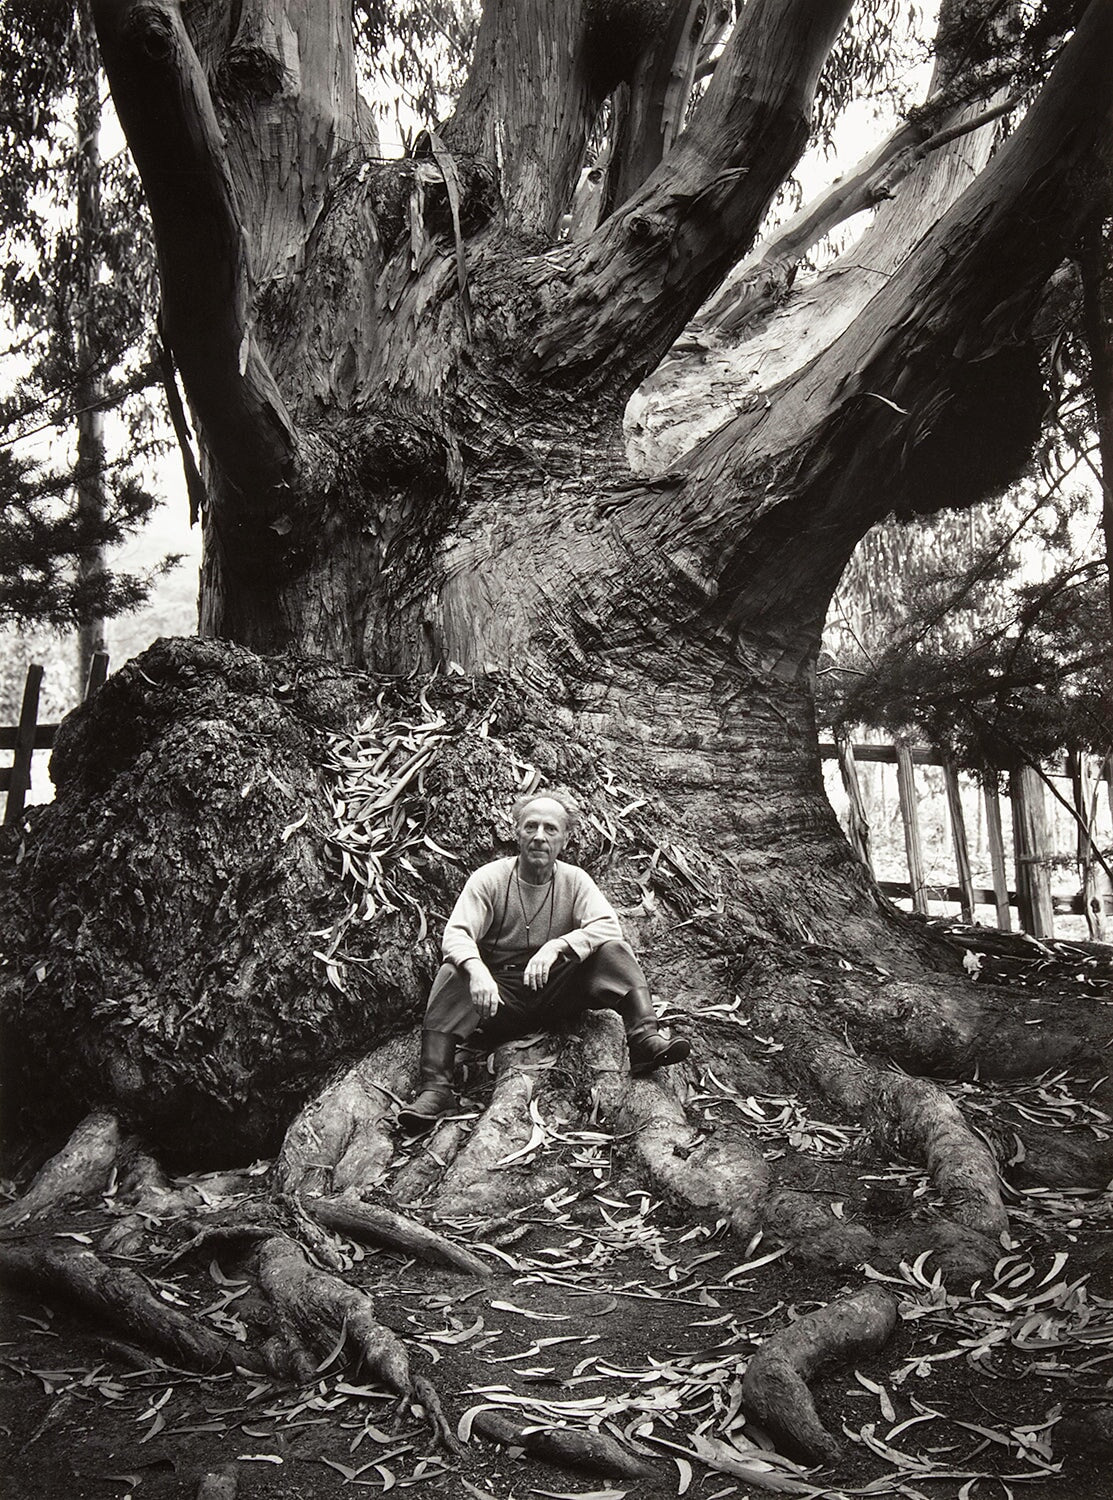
(515, 868, 555, 948)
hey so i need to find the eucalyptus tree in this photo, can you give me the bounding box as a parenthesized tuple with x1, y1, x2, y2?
(1, 0, 1111, 1474)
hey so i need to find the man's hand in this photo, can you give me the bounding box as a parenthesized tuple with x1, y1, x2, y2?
(523, 940, 566, 991)
(466, 960, 500, 1020)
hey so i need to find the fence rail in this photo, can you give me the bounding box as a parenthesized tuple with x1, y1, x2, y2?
(3, 662, 1110, 941)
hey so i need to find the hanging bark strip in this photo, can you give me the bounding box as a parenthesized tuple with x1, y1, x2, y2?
(741, 1284, 899, 1464)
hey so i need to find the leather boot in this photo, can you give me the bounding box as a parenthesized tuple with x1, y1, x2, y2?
(398, 1030, 458, 1133)
(619, 988, 691, 1076)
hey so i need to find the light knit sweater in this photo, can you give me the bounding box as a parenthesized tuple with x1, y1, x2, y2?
(441, 857, 623, 968)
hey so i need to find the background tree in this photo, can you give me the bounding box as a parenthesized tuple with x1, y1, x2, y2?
(0, 0, 174, 699)
(2, 0, 1113, 1482)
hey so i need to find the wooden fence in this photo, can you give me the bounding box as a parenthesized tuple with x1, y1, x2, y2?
(1, 653, 109, 826)
(3, 661, 1110, 940)
(821, 737, 1113, 940)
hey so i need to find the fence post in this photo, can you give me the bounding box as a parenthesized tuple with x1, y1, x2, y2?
(835, 732, 871, 868)
(942, 753, 976, 923)
(895, 740, 928, 914)
(981, 776, 1012, 932)
(1010, 765, 1054, 938)
(1071, 752, 1110, 940)
(4, 663, 44, 827)
(84, 649, 109, 699)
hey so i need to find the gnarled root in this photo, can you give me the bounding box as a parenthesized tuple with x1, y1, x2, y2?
(255, 1234, 461, 1452)
(392, 1119, 464, 1205)
(305, 1193, 489, 1275)
(741, 1283, 899, 1464)
(585, 1012, 770, 1234)
(764, 1190, 878, 1268)
(432, 1038, 570, 1216)
(799, 1035, 1006, 1265)
(473, 1409, 656, 1479)
(274, 1035, 417, 1197)
(0, 1111, 121, 1228)
(0, 1241, 245, 1372)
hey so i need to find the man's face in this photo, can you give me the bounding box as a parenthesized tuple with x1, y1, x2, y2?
(516, 798, 569, 879)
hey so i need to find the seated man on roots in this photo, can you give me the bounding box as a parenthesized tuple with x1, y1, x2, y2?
(398, 790, 690, 1133)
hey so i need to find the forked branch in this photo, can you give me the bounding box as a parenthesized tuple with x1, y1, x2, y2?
(489, 0, 853, 390)
(620, 0, 1113, 659)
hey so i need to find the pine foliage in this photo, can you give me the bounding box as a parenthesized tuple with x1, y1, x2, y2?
(0, 0, 171, 633)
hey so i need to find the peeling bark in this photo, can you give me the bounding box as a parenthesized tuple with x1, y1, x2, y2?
(483, 0, 855, 388)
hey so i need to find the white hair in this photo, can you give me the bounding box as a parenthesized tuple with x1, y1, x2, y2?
(511, 788, 582, 835)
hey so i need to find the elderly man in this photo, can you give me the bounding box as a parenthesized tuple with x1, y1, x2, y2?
(398, 790, 690, 1132)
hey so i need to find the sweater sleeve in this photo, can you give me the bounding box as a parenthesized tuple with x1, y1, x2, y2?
(558, 868, 624, 960)
(441, 865, 500, 966)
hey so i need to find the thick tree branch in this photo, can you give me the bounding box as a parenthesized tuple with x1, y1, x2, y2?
(701, 89, 1025, 341)
(603, 1, 734, 219)
(477, 0, 853, 390)
(631, 0, 1030, 466)
(613, 0, 1113, 675)
(92, 0, 298, 513)
(207, 0, 373, 287)
(444, 0, 618, 241)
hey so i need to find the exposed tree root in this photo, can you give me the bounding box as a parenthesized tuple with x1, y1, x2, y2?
(162, 1220, 272, 1268)
(0, 1241, 245, 1372)
(622, 1072, 769, 1235)
(255, 1234, 461, 1452)
(585, 1011, 772, 1233)
(741, 1284, 899, 1465)
(305, 1193, 489, 1274)
(794, 1033, 1007, 1265)
(274, 1034, 416, 1197)
(0, 1111, 121, 1228)
(392, 1119, 465, 1205)
(1005, 1126, 1113, 1190)
(764, 1189, 877, 1268)
(473, 1409, 656, 1479)
(431, 1039, 570, 1216)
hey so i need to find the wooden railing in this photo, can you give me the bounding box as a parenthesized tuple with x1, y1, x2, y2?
(821, 737, 1113, 940)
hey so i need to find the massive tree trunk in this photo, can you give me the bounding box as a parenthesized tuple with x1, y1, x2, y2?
(3, 0, 1113, 1486)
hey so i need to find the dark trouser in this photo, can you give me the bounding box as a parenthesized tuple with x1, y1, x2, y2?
(424, 940, 648, 1048)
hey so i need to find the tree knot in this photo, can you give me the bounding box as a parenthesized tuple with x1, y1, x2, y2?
(124, 3, 175, 61)
(624, 211, 671, 246)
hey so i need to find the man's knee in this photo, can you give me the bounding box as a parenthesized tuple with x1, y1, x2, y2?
(424, 963, 480, 1039)
(580, 940, 647, 1002)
